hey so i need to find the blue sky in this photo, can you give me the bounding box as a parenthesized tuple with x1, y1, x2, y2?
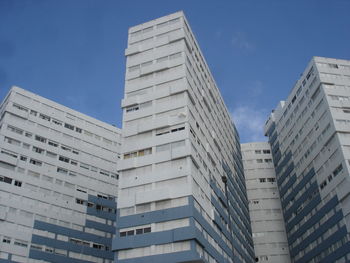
(0, 0, 349, 143)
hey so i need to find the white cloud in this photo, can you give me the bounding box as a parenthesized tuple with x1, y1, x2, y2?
(231, 106, 268, 143)
(231, 32, 255, 51)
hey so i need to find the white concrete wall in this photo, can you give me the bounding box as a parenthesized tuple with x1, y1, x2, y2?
(242, 142, 291, 263)
(0, 86, 121, 263)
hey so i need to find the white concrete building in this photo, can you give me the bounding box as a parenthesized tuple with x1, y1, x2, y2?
(241, 142, 290, 263)
(0, 86, 121, 263)
(264, 57, 350, 263)
(113, 11, 255, 263)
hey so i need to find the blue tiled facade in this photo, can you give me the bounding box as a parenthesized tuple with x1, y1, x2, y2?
(28, 195, 117, 263)
(113, 193, 254, 263)
(266, 119, 350, 263)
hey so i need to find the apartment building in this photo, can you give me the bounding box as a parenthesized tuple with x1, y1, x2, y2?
(264, 57, 350, 263)
(241, 142, 290, 263)
(113, 11, 255, 263)
(0, 86, 121, 263)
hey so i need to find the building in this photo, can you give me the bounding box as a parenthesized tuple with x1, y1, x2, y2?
(264, 57, 350, 263)
(113, 11, 254, 263)
(241, 142, 290, 263)
(0, 86, 121, 263)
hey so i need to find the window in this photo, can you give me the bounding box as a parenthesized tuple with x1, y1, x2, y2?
(80, 163, 89, 170)
(7, 125, 23, 134)
(35, 135, 47, 143)
(2, 237, 11, 244)
(259, 178, 266, 183)
(127, 230, 134, 236)
(126, 105, 139, 113)
(64, 123, 74, 130)
(14, 180, 22, 187)
(256, 159, 263, 163)
(0, 176, 12, 184)
(30, 159, 42, 166)
(13, 103, 28, 112)
(75, 127, 82, 133)
(61, 145, 71, 152)
(52, 119, 62, 126)
(76, 199, 84, 205)
(255, 150, 261, 154)
(59, 156, 70, 163)
(263, 149, 270, 154)
(33, 146, 44, 154)
(57, 167, 68, 174)
(14, 240, 28, 247)
(48, 140, 58, 147)
(333, 164, 343, 177)
(39, 114, 50, 121)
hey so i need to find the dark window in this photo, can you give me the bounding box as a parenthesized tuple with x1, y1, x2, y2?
(136, 229, 143, 235)
(120, 232, 126, 237)
(127, 230, 134, 236)
(14, 180, 22, 187)
(144, 227, 151, 233)
(64, 123, 74, 130)
(59, 156, 70, 163)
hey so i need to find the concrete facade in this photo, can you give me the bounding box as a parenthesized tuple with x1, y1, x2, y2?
(113, 11, 255, 263)
(264, 57, 350, 263)
(0, 86, 121, 263)
(241, 142, 290, 263)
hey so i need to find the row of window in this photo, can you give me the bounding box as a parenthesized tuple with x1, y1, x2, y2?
(129, 17, 180, 38)
(5, 124, 119, 179)
(119, 226, 151, 237)
(319, 164, 343, 190)
(317, 62, 350, 70)
(0, 174, 22, 187)
(75, 198, 116, 214)
(258, 177, 276, 183)
(254, 149, 271, 154)
(128, 52, 182, 73)
(12, 102, 118, 146)
(124, 147, 152, 159)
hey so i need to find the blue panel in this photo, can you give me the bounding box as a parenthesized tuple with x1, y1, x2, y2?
(273, 149, 282, 166)
(291, 210, 343, 255)
(288, 195, 338, 244)
(33, 221, 111, 245)
(31, 235, 114, 259)
(88, 195, 117, 209)
(297, 226, 348, 263)
(284, 182, 318, 220)
(116, 250, 201, 263)
(321, 241, 350, 263)
(85, 219, 115, 233)
(0, 259, 20, 263)
(286, 194, 321, 232)
(269, 131, 278, 145)
(282, 168, 315, 207)
(29, 250, 93, 263)
(280, 174, 296, 200)
(277, 162, 294, 186)
(113, 226, 196, 250)
(86, 206, 116, 221)
(116, 204, 193, 229)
